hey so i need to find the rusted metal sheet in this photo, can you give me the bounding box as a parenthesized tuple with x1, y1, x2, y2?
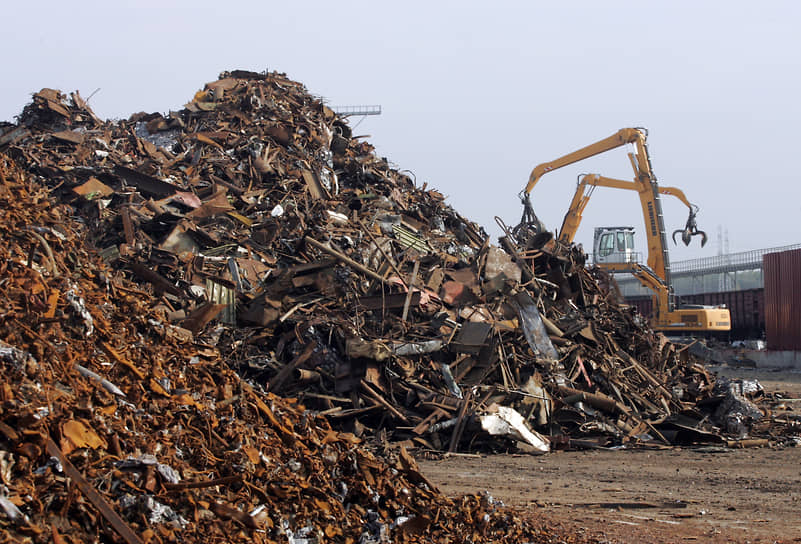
(113, 165, 181, 197)
(764, 248, 801, 350)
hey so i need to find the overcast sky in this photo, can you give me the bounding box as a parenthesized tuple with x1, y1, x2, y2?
(4, 1, 800, 260)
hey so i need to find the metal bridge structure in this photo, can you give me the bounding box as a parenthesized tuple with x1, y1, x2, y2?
(332, 105, 382, 117)
(615, 243, 801, 297)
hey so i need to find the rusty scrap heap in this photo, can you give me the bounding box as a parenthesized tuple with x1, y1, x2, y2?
(0, 70, 786, 541)
(0, 155, 582, 544)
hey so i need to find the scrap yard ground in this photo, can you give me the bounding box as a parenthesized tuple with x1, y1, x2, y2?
(420, 369, 801, 543)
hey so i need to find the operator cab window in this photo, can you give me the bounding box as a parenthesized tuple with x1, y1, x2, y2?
(616, 231, 627, 251)
(599, 233, 615, 257)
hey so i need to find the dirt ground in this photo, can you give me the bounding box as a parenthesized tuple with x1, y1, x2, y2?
(417, 367, 801, 543)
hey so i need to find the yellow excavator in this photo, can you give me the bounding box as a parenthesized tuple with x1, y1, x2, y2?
(518, 127, 730, 334)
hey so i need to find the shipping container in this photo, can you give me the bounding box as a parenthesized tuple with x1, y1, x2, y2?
(764, 248, 801, 351)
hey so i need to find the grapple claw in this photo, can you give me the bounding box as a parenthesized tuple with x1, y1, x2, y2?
(672, 205, 707, 247)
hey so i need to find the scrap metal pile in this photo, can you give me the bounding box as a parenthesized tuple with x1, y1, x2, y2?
(0, 155, 586, 543)
(1, 70, 795, 540)
(0, 71, 783, 456)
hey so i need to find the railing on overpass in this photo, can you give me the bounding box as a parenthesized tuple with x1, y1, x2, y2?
(614, 242, 801, 294)
(671, 243, 801, 276)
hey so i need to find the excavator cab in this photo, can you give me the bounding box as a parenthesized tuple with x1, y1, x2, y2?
(593, 227, 637, 265)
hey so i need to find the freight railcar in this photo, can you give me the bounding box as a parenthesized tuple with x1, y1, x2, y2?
(624, 288, 765, 340)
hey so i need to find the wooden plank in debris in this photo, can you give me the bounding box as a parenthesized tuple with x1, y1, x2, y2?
(302, 169, 329, 200)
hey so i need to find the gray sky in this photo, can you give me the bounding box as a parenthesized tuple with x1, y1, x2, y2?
(4, 1, 800, 260)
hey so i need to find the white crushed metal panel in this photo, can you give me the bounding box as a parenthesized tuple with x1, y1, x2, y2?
(206, 279, 236, 325)
(480, 406, 549, 454)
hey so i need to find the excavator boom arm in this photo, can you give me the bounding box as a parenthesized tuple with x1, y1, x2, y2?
(524, 128, 644, 195)
(558, 174, 702, 245)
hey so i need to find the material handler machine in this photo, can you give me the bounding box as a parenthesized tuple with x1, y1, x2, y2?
(517, 127, 730, 334)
